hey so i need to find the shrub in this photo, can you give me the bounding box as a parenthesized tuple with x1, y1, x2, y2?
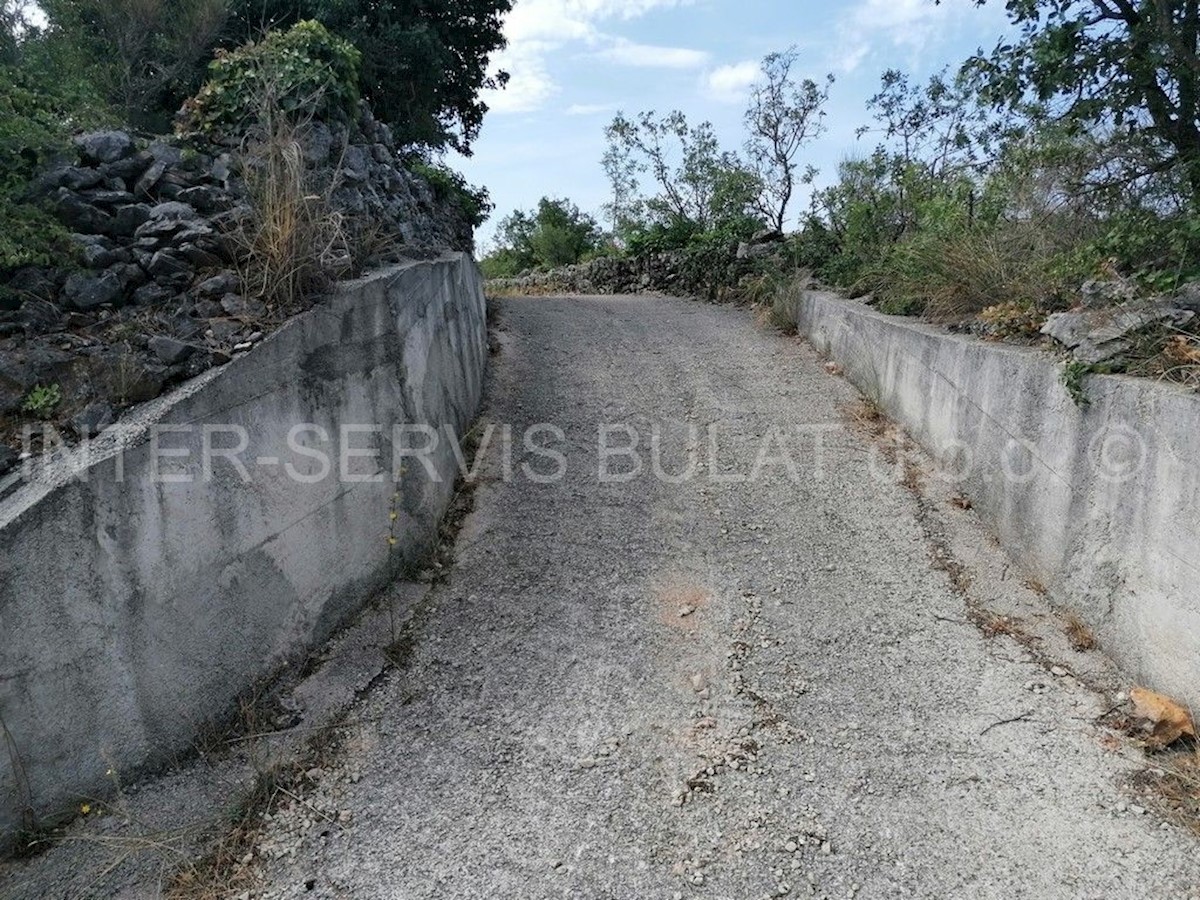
(21, 383, 63, 418)
(37, 0, 228, 131)
(0, 68, 91, 276)
(179, 21, 361, 137)
(411, 161, 493, 231)
(0, 196, 78, 272)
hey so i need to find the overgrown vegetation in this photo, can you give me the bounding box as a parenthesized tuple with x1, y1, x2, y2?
(1, 0, 501, 318)
(483, 1, 1200, 396)
(179, 20, 361, 137)
(480, 197, 604, 278)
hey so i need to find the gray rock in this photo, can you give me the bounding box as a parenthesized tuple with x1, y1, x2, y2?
(342, 145, 370, 182)
(220, 294, 266, 319)
(175, 243, 223, 269)
(193, 298, 222, 318)
(1081, 278, 1137, 308)
(1173, 281, 1200, 314)
(63, 271, 124, 310)
(132, 283, 174, 307)
(81, 189, 136, 207)
(134, 159, 168, 196)
(147, 201, 200, 222)
(176, 185, 228, 214)
(71, 401, 115, 438)
(211, 154, 233, 183)
(148, 335, 195, 365)
(75, 131, 136, 165)
(0, 443, 16, 476)
(110, 203, 152, 237)
(111, 262, 148, 289)
(102, 151, 154, 182)
(37, 166, 104, 193)
(71, 234, 122, 268)
(196, 272, 240, 298)
(144, 250, 192, 281)
(146, 141, 184, 168)
(53, 189, 114, 234)
(302, 122, 336, 164)
(1042, 300, 1196, 364)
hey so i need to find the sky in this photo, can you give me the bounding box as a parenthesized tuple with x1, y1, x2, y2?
(453, 0, 1016, 248)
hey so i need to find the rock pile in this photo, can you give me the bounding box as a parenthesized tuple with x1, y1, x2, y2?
(0, 103, 474, 475)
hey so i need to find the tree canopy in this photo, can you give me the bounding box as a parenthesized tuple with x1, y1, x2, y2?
(227, 0, 512, 153)
(968, 0, 1200, 201)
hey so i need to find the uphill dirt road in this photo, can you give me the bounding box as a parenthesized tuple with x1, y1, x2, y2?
(238, 293, 1200, 900)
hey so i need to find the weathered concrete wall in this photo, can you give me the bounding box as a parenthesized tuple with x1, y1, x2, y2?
(796, 291, 1200, 709)
(0, 254, 487, 841)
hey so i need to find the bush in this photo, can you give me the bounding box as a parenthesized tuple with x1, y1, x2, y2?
(225, 0, 511, 153)
(0, 196, 78, 272)
(0, 68, 91, 276)
(411, 161, 493, 231)
(37, 0, 228, 131)
(179, 21, 361, 137)
(862, 222, 1088, 320)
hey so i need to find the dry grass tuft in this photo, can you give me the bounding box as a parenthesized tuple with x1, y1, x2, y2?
(844, 396, 887, 438)
(976, 610, 1027, 640)
(231, 82, 354, 318)
(1063, 611, 1097, 651)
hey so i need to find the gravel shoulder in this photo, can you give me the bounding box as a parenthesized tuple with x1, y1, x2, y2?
(245, 294, 1200, 899)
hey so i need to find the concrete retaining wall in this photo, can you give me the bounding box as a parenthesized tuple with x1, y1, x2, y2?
(796, 290, 1200, 709)
(0, 254, 487, 841)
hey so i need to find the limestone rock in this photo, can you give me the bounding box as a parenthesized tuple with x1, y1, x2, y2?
(1041, 300, 1195, 364)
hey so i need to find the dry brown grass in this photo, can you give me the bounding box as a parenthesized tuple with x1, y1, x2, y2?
(975, 610, 1028, 641)
(844, 396, 887, 438)
(1125, 326, 1200, 391)
(232, 84, 353, 317)
(865, 219, 1085, 323)
(1063, 611, 1097, 651)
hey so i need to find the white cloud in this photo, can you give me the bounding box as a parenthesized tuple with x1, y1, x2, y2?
(834, 0, 1008, 72)
(484, 0, 695, 114)
(488, 42, 560, 114)
(702, 60, 760, 104)
(598, 37, 709, 69)
(565, 102, 619, 116)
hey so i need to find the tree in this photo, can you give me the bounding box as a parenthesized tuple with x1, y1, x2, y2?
(227, 0, 512, 153)
(966, 0, 1200, 203)
(743, 49, 832, 232)
(604, 110, 760, 233)
(483, 197, 602, 275)
(38, 0, 229, 130)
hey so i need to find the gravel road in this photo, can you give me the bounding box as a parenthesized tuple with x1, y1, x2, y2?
(241, 294, 1200, 898)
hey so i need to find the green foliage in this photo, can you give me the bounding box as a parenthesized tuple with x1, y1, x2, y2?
(483, 197, 602, 275)
(969, 0, 1200, 203)
(1093, 211, 1200, 293)
(411, 160, 493, 230)
(36, 0, 229, 131)
(225, 0, 512, 153)
(21, 383, 63, 418)
(744, 49, 832, 231)
(1060, 359, 1093, 408)
(0, 67, 91, 276)
(0, 196, 77, 272)
(604, 110, 763, 236)
(180, 21, 361, 137)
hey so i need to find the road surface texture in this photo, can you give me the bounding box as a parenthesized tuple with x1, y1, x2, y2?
(3, 293, 1197, 900)
(242, 294, 1200, 899)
